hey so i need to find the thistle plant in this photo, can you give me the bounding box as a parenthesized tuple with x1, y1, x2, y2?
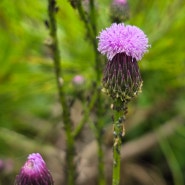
(70, 1, 106, 185)
(14, 153, 54, 185)
(97, 23, 150, 185)
(47, 0, 105, 185)
(47, 1, 75, 184)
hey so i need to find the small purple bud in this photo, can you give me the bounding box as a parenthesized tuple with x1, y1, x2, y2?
(14, 153, 54, 185)
(72, 75, 85, 86)
(110, 0, 130, 23)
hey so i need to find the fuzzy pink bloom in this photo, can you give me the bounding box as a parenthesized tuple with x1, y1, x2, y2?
(113, 0, 127, 5)
(72, 75, 85, 85)
(97, 23, 149, 61)
(14, 153, 54, 185)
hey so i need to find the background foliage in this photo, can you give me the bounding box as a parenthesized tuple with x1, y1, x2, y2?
(0, 0, 185, 185)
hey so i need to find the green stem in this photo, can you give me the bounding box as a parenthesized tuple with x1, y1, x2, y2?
(97, 138, 105, 185)
(95, 91, 106, 185)
(76, 1, 95, 41)
(89, 1, 105, 184)
(74, 1, 105, 184)
(72, 91, 98, 138)
(89, 0, 96, 33)
(159, 134, 184, 185)
(97, 121, 106, 185)
(89, 0, 102, 81)
(112, 100, 128, 185)
(47, 1, 75, 185)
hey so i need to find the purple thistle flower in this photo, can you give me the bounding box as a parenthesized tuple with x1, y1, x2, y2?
(97, 23, 149, 61)
(14, 153, 54, 185)
(97, 23, 150, 100)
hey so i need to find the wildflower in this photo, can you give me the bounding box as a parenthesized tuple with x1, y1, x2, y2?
(72, 75, 85, 86)
(14, 153, 54, 185)
(97, 23, 150, 101)
(110, 0, 130, 23)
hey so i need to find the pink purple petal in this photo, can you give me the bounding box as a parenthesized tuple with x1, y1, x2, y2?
(97, 23, 150, 61)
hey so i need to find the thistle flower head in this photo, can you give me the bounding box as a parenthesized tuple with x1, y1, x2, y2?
(14, 153, 54, 185)
(97, 23, 149, 61)
(97, 23, 150, 101)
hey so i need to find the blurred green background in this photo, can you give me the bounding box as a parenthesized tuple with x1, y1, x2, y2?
(0, 0, 185, 185)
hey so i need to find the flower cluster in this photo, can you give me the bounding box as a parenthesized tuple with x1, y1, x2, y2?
(14, 153, 54, 185)
(97, 23, 149, 101)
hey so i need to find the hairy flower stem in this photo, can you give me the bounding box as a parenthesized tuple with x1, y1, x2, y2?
(89, 2, 105, 184)
(76, 1, 105, 184)
(47, 1, 75, 185)
(97, 125, 106, 185)
(95, 91, 106, 185)
(76, 1, 95, 42)
(112, 99, 128, 185)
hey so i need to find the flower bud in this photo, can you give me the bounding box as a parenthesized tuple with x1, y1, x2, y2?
(110, 0, 130, 23)
(14, 153, 54, 185)
(102, 53, 143, 101)
(72, 75, 85, 86)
